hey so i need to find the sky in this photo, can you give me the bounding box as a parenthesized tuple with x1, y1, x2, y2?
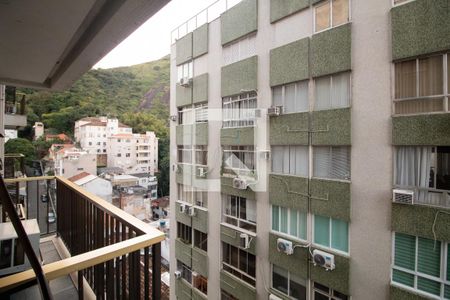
(94, 0, 218, 69)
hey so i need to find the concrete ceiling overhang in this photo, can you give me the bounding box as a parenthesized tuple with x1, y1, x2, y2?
(0, 0, 170, 90)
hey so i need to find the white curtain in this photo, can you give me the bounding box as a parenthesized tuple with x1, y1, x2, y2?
(396, 147, 432, 202)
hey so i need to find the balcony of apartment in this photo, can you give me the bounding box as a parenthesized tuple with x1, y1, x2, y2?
(4, 87, 27, 129)
(0, 176, 166, 299)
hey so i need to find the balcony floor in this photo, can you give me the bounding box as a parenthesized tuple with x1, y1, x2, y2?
(10, 236, 78, 300)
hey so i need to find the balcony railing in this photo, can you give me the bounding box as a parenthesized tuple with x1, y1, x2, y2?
(0, 176, 165, 299)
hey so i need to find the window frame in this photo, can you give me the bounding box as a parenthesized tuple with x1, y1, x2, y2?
(177, 61, 193, 83)
(313, 0, 351, 34)
(312, 214, 350, 255)
(222, 92, 257, 129)
(177, 184, 207, 208)
(391, 232, 450, 300)
(312, 281, 349, 300)
(312, 146, 351, 181)
(222, 33, 257, 66)
(393, 53, 449, 116)
(271, 80, 310, 114)
(223, 146, 256, 176)
(222, 195, 257, 233)
(313, 72, 352, 111)
(271, 145, 309, 177)
(271, 264, 308, 299)
(221, 242, 256, 286)
(271, 205, 308, 242)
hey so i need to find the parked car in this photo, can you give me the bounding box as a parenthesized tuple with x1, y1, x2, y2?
(47, 212, 56, 224)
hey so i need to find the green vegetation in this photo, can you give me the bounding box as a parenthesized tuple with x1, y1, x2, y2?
(18, 55, 170, 196)
(5, 138, 36, 164)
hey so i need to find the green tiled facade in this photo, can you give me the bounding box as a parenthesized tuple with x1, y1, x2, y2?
(269, 174, 309, 211)
(392, 114, 450, 146)
(270, 0, 310, 23)
(311, 108, 351, 146)
(220, 224, 256, 255)
(220, 127, 254, 146)
(310, 178, 351, 222)
(175, 238, 193, 268)
(193, 24, 208, 58)
(268, 233, 308, 278)
(269, 112, 309, 145)
(221, 0, 258, 45)
(221, 176, 256, 200)
(176, 32, 193, 65)
(220, 270, 256, 300)
(192, 247, 209, 277)
(221, 56, 258, 97)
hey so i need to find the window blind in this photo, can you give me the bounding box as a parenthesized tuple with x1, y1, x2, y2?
(313, 146, 350, 180)
(315, 72, 350, 111)
(394, 233, 416, 270)
(417, 237, 441, 277)
(272, 146, 308, 176)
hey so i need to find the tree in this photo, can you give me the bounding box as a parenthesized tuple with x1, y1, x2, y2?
(33, 136, 64, 159)
(5, 138, 36, 164)
(156, 137, 170, 197)
(120, 112, 168, 138)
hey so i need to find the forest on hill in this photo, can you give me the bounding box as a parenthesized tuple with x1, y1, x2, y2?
(16, 55, 171, 196)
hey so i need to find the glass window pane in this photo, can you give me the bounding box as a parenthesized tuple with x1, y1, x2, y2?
(417, 277, 441, 296)
(314, 215, 330, 247)
(395, 98, 444, 114)
(294, 146, 309, 177)
(290, 210, 298, 237)
(330, 147, 351, 180)
(280, 207, 288, 234)
(285, 83, 296, 113)
(272, 206, 280, 231)
(299, 212, 307, 240)
(395, 60, 417, 99)
(246, 199, 257, 223)
(392, 269, 414, 287)
(272, 146, 283, 173)
(417, 237, 441, 277)
(331, 218, 348, 252)
(289, 272, 307, 300)
(296, 81, 309, 112)
(419, 55, 443, 96)
(448, 53, 450, 90)
(315, 76, 331, 110)
(332, 0, 349, 27)
(315, 2, 330, 32)
(394, 233, 416, 270)
(283, 146, 290, 174)
(273, 86, 283, 107)
(313, 147, 330, 178)
(331, 72, 350, 108)
(272, 265, 289, 295)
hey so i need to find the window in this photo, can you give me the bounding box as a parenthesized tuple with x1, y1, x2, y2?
(272, 264, 307, 300)
(314, 0, 349, 33)
(178, 184, 207, 207)
(222, 92, 257, 128)
(314, 72, 350, 111)
(222, 242, 256, 286)
(88, 142, 92, 146)
(392, 233, 450, 299)
(394, 53, 449, 115)
(221, 290, 238, 300)
(193, 274, 208, 295)
(272, 146, 309, 177)
(223, 146, 255, 176)
(103, 142, 106, 146)
(126, 153, 130, 157)
(117, 153, 121, 157)
(195, 103, 208, 123)
(313, 146, 351, 180)
(222, 34, 256, 65)
(272, 81, 309, 114)
(272, 206, 307, 240)
(194, 230, 208, 251)
(178, 106, 194, 125)
(177, 61, 193, 83)
(177, 260, 192, 283)
(313, 215, 348, 253)
(395, 146, 450, 206)
(223, 195, 256, 232)
(313, 282, 349, 300)
(177, 222, 192, 244)
(118, 139, 121, 142)
(177, 145, 192, 164)
(195, 145, 207, 166)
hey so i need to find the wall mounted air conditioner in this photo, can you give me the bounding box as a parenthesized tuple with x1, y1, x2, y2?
(276, 238, 294, 255)
(188, 206, 196, 217)
(174, 270, 182, 279)
(180, 77, 192, 87)
(240, 233, 250, 249)
(197, 167, 207, 178)
(312, 249, 335, 271)
(179, 203, 186, 214)
(267, 106, 282, 116)
(233, 177, 248, 190)
(0, 219, 40, 276)
(393, 189, 414, 204)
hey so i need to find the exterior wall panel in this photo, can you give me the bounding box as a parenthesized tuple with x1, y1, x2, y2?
(392, 114, 450, 146)
(269, 112, 309, 145)
(268, 233, 308, 278)
(193, 24, 209, 58)
(310, 178, 351, 221)
(193, 73, 208, 104)
(221, 0, 258, 45)
(220, 224, 257, 255)
(311, 108, 351, 146)
(269, 174, 309, 211)
(220, 270, 257, 300)
(176, 84, 193, 107)
(176, 33, 193, 65)
(270, 0, 310, 23)
(221, 56, 258, 97)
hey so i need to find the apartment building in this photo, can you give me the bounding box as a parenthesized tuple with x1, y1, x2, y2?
(107, 131, 158, 176)
(169, 0, 450, 299)
(49, 144, 97, 178)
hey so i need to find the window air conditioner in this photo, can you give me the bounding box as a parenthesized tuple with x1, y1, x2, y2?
(240, 233, 250, 249)
(312, 249, 335, 271)
(179, 203, 186, 214)
(276, 238, 294, 255)
(392, 189, 414, 204)
(267, 106, 282, 116)
(232, 177, 248, 190)
(180, 77, 192, 87)
(174, 270, 182, 279)
(197, 167, 207, 178)
(188, 206, 196, 217)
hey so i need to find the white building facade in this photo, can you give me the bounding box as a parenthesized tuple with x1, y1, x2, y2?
(50, 145, 97, 179)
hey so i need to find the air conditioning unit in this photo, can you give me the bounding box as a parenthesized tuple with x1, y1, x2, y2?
(240, 233, 250, 249)
(179, 203, 186, 214)
(312, 249, 335, 271)
(269, 294, 283, 300)
(188, 206, 196, 217)
(233, 177, 248, 190)
(192, 271, 199, 280)
(197, 167, 207, 178)
(174, 270, 182, 279)
(276, 238, 294, 255)
(393, 189, 414, 204)
(180, 77, 192, 87)
(268, 106, 282, 116)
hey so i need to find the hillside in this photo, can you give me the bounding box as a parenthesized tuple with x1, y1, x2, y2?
(22, 55, 170, 135)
